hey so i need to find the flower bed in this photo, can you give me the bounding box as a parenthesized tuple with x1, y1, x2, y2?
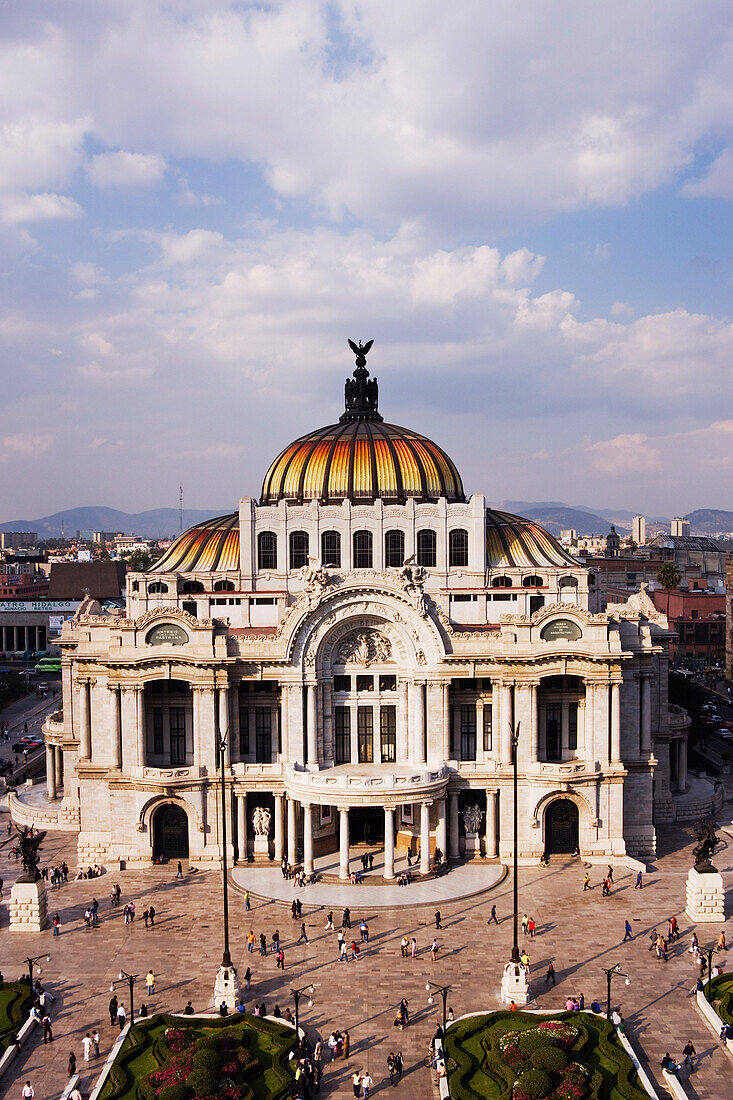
(445, 1011, 649, 1100)
(709, 973, 733, 1026)
(0, 983, 34, 1056)
(97, 1014, 296, 1100)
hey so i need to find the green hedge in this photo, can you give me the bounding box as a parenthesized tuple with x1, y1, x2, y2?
(710, 973, 733, 1025)
(98, 1013, 296, 1100)
(0, 983, 35, 1056)
(445, 1011, 649, 1100)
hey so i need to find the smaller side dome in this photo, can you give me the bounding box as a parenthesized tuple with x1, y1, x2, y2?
(485, 510, 579, 569)
(150, 513, 239, 573)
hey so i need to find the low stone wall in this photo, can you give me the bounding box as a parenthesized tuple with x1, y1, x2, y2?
(662, 1068, 691, 1099)
(0, 1016, 37, 1079)
(9, 787, 80, 832)
(695, 989, 733, 1059)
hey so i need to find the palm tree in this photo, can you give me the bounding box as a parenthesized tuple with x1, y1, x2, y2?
(657, 561, 681, 617)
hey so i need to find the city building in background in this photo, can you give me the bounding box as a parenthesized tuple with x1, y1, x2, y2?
(671, 517, 691, 537)
(632, 515, 646, 546)
(0, 531, 38, 550)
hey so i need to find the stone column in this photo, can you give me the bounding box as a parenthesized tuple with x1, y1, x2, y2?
(78, 679, 91, 761)
(339, 806, 350, 880)
(420, 801, 431, 874)
(397, 681, 409, 761)
(109, 685, 122, 769)
(384, 807, 395, 879)
(287, 798, 297, 865)
(135, 686, 145, 769)
(436, 797, 447, 859)
(36, 626, 44, 650)
(640, 674, 652, 756)
(449, 791, 460, 860)
(303, 803, 314, 875)
(279, 684, 291, 761)
(594, 682, 610, 766)
(46, 744, 57, 800)
(610, 682, 621, 763)
(412, 681, 426, 763)
(237, 792, 247, 862)
(442, 681, 451, 760)
(219, 686, 230, 766)
(530, 683, 539, 763)
(306, 682, 318, 768)
(274, 794, 285, 861)
(678, 740, 688, 793)
(500, 683, 513, 763)
(485, 789, 498, 858)
(322, 678, 334, 765)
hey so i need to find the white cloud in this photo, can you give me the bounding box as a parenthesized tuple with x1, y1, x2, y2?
(683, 150, 733, 199)
(1, 433, 54, 458)
(2, 192, 82, 225)
(88, 151, 166, 190)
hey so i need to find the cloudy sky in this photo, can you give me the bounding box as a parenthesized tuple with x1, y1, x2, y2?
(1, 1, 732, 521)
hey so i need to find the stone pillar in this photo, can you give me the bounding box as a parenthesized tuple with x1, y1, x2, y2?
(339, 806, 350, 880)
(485, 789, 498, 858)
(530, 683, 539, 763)
(610, 682, 621, 763)
(420, 801, 430, 873)
(678, 740, 687, 793)
(640, 674, 652, 756)
(274, 794, 285, 861)
(500, 683, 514, 763)
(306, 682, 318, 768)
(594, 682, 610, 766)
(237, 792, 247, 863)
(287, 798, 297, 866)
(135, 686, 145, 769)
(384, 807, 395, 879)
(279, 684, 291, 761)
(397, 681, 409, 761)
(303, 803, 314, 875)
(449, 791, 460, 860)
(55, 744, 63, 787)
(109, 685, 122, 769)
(442, 681, 451, 760)
(322, 678, 334, 765)
(219, 686, 230, 766)
(46, 743, 57, 800)
(411, 681, 426, 763)
(436, 797, 447, 859)
(193, 687, 202, 768)
(78, 679, 91, 761)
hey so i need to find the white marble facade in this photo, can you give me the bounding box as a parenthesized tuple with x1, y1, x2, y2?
(44, 356, 677, 872)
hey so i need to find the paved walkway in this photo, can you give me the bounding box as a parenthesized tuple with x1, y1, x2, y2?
(1, 813, 732, 1100)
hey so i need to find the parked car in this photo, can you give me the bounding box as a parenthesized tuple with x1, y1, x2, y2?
(11, 735, 43, 753)
(715, 728, 733, 741)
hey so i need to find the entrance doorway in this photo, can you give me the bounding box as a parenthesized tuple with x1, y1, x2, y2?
(153, 802, 189, 859)
(350, 807, 385, 846)
(545, 798, 579, 855)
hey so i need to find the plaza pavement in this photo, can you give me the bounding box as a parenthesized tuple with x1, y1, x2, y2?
(1, 813, 732, 1100)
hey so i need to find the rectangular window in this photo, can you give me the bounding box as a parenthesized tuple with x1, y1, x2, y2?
(483, 703, 493, 751)
(568, 703, 578, 751)
(334, 675, 351, 693)
(335, 707, 351, 764)
(239, 706, 249, 756)
(255, 707, 272, 763)
(546, 703, 562, 761)
(380, 705, 396, 762)
(357, 706, 374, 763)
(379, 674, 397, 692)
(153, 707, 164, 755)
(356, 675, 373, 692)
(169, 707, 186, 765)
(460, 704, 476, 761)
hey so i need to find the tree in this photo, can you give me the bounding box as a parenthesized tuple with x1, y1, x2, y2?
(657, 561, 681, 617)
(126, 549, 153, 572)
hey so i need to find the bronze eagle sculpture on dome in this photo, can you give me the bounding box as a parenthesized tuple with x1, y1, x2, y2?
(348, 339, 373, 368)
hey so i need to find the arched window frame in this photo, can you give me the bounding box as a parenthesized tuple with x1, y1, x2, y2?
(491, 575, 512, 588)
(148, 581, 169, 594)
(321, 530, 341, 568)
(257, 531, 277, 571)
(213, 579, 235, 592)
(384, 529, 405, 568)
(449, 528, 469, 568)
(522, 574, 544, 588)
(416, 528, 437, 568)
(289, 530, 309, 570)
(353, 530, 373, 568)
(180, 580, 205, 594)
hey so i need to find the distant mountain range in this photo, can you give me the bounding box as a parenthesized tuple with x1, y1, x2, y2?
(683, 509, 733, 535)
(496, 502, 629, 536)
(0, 506, 228, 540)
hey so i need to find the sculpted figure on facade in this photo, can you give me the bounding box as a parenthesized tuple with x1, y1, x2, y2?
(337, 629, 391, 666)
(300, 558, 334, 610)
(252, 806, 272, 836)
(399, 556, 429, 618)
(462, 804, 483, 835)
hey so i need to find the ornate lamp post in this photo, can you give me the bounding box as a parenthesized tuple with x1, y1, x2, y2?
(703, 944, 716, 1000)
(212, 724, 239, 1009)
(25, 954, 51, 991)
(500, 721, 530, 1004)
(601, 963, 630, 1020)
(290, 984, 314, 1048)
(426, 981, 451, 1035)
(109, 970, 138, 1024)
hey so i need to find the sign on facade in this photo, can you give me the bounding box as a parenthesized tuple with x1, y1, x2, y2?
(146, 623, 189, 646)
(540, 618, 583, 642)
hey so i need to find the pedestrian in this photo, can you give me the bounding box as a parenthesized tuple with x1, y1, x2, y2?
(368, 852, 374, 870)
(92, 1030, 100, 1057)
(717, 930, 727, 952)
(339, 940, 349, 962)
(247, 930, 255, 952)
(635, 870, 642, 889)
(297, 922, 309, 944)
(527, 917, 535, 938)
(361, 1071, 374, 1098)
(245, 891, 251, 911)
(117, 1003, 126, 1031)
(343, 1030, 350, 1059)
(259, 933, 267, 956)
(583, 873, 590, 891)
(52, 912, 61, 936)
(682, 1040, 697, 1072)
(431, 938, 439, 961)
(82, 1033, 93, 1061)
(648, 929, 659, 952)
(488, 904, 498, 925)
(623, 920, 633, 942)
(342, 907, 351, 929)
(41, 1016, 53, 1044)
(272, 929, 280, 953)
(324, 911, 334, 930)
(522, 913, 528, 935)
(400, 936, 408, 958)
(148, 905, 155, 927)
(143, 908, 150, 928)
(351, 941, 360, 961)
(510, 1001, 517, 1012)
(669, 917, 679, 941)
(176, 860, 183, 878)
(109, 995, 118, 1025)
(395, 1051, 403, 1080)
(146, 970, 155, 995)
(244, 967, 251, 989)
(434, 908, 442, 929)
(352, 1071, 362, 1098)
(411, 937, 417, 959)
(68, 1051, 77, 1077)
(21, 1083, 34, 1099)
(545, 962, 556, 985)
(388, 1052, 397, 1085)
(276, 948, 285, 971)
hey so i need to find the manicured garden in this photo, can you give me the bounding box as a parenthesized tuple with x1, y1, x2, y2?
(709, 973, 733, 1025)
(444, 1011, 649, 1100)
(98, 1013, 297, 1100)
(0, 982, 34, 1055)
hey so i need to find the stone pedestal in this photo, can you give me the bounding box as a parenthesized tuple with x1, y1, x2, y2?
(464, 832, 481, 859)
(686, 867, 725, 923)
(10, 879, 49, 932)
(500, 960, 531, 1005)
(252, 834, 271, 862)
(213, 963, 241, 1011)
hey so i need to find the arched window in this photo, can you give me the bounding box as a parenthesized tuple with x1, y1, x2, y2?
(213, 579, 235, 592)
(353, 530, 373, 568)
(522, 574, 543, 588)
(559, 575, 578, 588)
(417, 529, 437, 568)
(491, 575, 512, 588)
(321, 530, 341, 567)
(257, 532, 277, 571)
(449, 528, 469, 568)
(384, 529, 405, 568)
(289, 531, 309, 570)
(181, 580, 205, 594)
(131, 581, 139, 592)
(588, 573, 596, 586)
(148, 581, 168, 594)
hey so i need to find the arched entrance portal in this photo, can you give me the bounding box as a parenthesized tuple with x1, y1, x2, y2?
(545, 799, 579, 855)
(153, 802, 189, 859)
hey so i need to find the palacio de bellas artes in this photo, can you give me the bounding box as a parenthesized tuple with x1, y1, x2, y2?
(41, 341, 680, 874)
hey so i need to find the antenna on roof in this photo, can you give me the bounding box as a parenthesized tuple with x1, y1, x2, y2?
(178, 485, 184, 534)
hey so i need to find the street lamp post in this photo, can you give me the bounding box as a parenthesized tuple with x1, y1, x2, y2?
(510, 721, 521, 966)
(290, 985, 314, 1048)
(601, 963, 630, 1020)
(426, 981, 451, 1035)
(211, 723, 240, 1010)
(704, 945, 715, 1001)
(110, 970, 138, 1024)
(500, 721, 530, 1004)
(25, 954, 51, 991)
